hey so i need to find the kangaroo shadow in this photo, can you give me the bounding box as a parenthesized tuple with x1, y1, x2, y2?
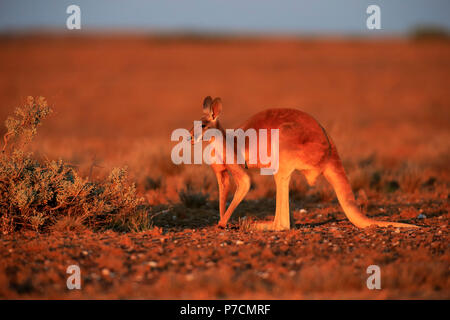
(149, 204, 218, 231)
(150, 198, 421, 231)
(149, 199, 277, 231)
(293, 218, 344, 229)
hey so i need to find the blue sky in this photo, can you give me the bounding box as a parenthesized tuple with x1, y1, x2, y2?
(0, 0, 449, 34)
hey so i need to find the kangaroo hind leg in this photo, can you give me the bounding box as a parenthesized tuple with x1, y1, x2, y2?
(254, 169, 294, 231)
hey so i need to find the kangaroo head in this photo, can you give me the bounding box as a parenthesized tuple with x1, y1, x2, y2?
(189, 96, 222, 144)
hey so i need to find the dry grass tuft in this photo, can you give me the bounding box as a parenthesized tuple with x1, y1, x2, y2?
(178, 186, 209, 208)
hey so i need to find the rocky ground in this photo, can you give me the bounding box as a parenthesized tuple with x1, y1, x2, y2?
(1, 196, 448, 299)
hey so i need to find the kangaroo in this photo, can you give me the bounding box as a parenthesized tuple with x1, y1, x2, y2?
(189, 96, 417, 231)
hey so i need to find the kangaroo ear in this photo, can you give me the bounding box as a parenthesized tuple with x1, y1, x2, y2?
(210, 97, 222, 120)
(203, 96, 212, 114)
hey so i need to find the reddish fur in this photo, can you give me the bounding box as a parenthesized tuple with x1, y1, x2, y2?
(196, 102, 417, 230)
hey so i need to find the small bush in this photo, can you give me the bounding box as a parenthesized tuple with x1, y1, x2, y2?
(144, 176, 162, 190)
(410, 25, 449, 41)
(398, 164, 422, 193)
(178, 186, 208, 208)
(0, 97, 149, 234)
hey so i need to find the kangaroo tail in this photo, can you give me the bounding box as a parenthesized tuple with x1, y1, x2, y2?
(323, 155, 418, 229)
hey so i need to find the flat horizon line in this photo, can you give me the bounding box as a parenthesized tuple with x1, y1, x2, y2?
(0, 28, 448, 42)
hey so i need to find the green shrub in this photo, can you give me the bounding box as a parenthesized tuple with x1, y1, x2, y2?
(0, 97, 149, 234)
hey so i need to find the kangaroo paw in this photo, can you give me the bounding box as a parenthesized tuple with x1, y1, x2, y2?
(252, 221, 274, 231)
(217, 221, 227, 229)
(272, 223, 290, 231)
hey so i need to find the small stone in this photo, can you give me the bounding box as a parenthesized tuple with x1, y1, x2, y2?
(82, 250, 89, 256)
(186, 274, 194, 281)
(395, 228, 401, 233)
(147, 261, 158, 268)
(135, 274, 143, 282)
(101, 268, 110, 276)
(91, 273, 100, 280)
(417, 214, 426, 219)
(236, 240, 244, 245)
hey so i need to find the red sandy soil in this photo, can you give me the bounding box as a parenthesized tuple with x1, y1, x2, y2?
(0, 35, 449, 299)
(1, 203, 448, 299)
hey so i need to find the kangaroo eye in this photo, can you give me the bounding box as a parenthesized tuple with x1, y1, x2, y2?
(201, 124, 206, 128)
